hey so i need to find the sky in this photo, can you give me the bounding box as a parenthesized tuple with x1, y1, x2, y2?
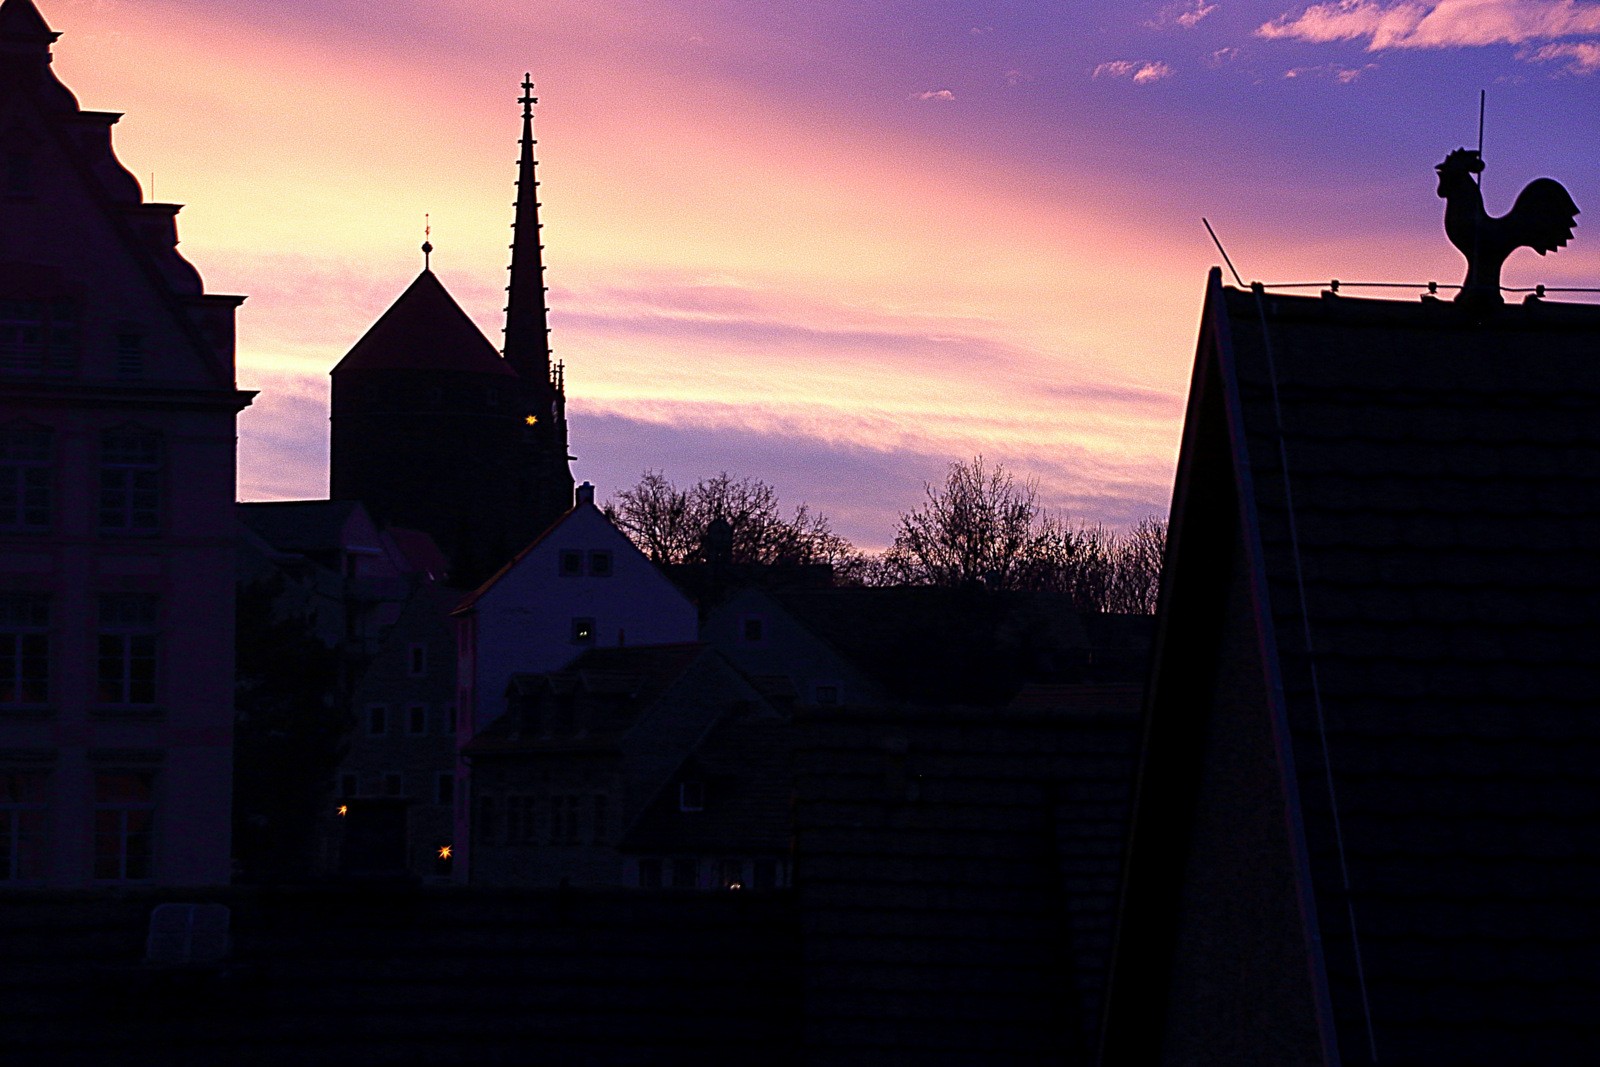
(44, 0, 1600, 548)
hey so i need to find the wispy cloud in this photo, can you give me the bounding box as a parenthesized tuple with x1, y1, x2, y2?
(1258, 0, 1600, 51)
(912, 88, 956, 101)
(1284, 61, 1378, 80)
(1148, 1, 1219, 29)
(1519, 39, 1600, 71)
(1092, 59, 1175, 83)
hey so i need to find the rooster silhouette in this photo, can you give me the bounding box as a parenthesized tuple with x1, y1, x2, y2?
(1437, 148, 1579, 305)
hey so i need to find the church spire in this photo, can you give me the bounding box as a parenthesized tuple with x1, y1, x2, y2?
(503, 73, 554, 385)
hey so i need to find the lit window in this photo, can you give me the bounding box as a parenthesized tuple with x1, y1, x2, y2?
(93, 771, 155, 882)
(588, 550, 613, 577)
(570, 617, 595, 644)
(96, 593, 158, 706)
(407, 704, 427, 735)
(99, 428, 161, 535)
(0, 771, 46, 882)
(679, 781, 705, 813)
(0, 593, 49, 706)
(367, 704, 387, 736)
(407, 644, 427, 677)
(0, 425, 51, 532)
(559, 550, 583, 577)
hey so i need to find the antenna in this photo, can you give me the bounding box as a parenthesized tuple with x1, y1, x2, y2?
(1202, 217, 1246, 287)
(1475, 89, 1486, 189)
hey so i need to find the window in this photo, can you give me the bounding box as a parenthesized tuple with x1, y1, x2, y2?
(366, 704, 387, 736)
(814, 684, 840, 706)
(476, 796, 498, 843)
(93, 771, 155, 882)
(0, 425, 51, 532)
(570, 617, 595, 644)
(383, 773, 402, 797)
(339, 774, 357, 798)
(752, 857, 778, 890)
(506, 795, 536, 843)
(671, 857, 698, 889)
(0, 771, 46, 881)
(407, 704, 427, 735)
(588, 550, 613, 577)
(679, 781, 705, 813)
(115, 331, 143, 378)
(3, 149, 31, 197)
(559, 550, 583, 577)
(446, 704, 457, 734)
(592, 794, 609, 843)
(0, 593, 48, 706)
(0, 298, 77, 374)
(99, 428, 161, 535)
(96, 593, 158, 706)
(740, 615, 765, 643)
(407, 643, 427, 677)
(435, 773, 454, 807)
(638, 857, 662, 889)
(550, 794, 580, 844)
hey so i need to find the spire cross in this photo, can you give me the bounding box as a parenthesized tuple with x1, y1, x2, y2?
(519, 74, 537, 120)
(422, 213, 433, 270)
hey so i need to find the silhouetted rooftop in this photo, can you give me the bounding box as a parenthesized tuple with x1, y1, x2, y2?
(332, 270, 515, 377)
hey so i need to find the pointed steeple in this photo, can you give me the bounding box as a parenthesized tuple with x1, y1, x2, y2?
(502, 73, 554, 385)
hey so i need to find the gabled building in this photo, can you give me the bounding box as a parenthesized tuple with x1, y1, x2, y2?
(463, 643, 774, 888)
(0, 0, 252, 886)
(330, 78, 573, 589)
(1101, 271, 1600, 1063)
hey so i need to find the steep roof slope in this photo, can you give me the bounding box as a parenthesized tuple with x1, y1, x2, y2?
(332, 270, 514, 377)
(1107, 271, 1600, 1064)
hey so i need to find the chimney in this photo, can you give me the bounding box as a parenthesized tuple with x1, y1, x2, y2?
(576, 481, 595, 506)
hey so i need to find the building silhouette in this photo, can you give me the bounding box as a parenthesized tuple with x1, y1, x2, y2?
(330, 77, 573, 589)
(0, 0, 251, 886)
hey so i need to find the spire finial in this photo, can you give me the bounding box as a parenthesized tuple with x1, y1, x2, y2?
(422, 213, 433, 271)
(519, 73, 536, 120)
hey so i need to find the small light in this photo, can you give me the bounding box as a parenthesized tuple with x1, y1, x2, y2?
(438, 844, 453, 860)
(525, 414, 538, 426)
(728, 882, 742, 891)
(337, 804, 348, 817)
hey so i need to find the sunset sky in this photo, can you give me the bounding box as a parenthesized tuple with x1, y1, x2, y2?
(46, 0, 1600, 547)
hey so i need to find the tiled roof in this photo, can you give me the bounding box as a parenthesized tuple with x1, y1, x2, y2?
(332, 270, 515, 377)
(1150, 277, 1600, 1061)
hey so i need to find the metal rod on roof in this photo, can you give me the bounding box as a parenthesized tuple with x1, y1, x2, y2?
(1202, 218, 1246, 287)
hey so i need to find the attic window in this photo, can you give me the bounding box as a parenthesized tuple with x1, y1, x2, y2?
(679, 781, 705, 812)
(115, 331, 143, 378)
(3, 149, 31, 197)
(588, 550, 613, 577)
(559, 550, 583, 577)
(741, 615, 765, 643)
(407, 643, 427, 677)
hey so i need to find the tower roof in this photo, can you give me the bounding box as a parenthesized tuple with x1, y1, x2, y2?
(334, 269, 515, 377)
(502, 73, 554, 382)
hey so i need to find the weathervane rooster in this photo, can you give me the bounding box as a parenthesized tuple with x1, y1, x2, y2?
(1437, 148, 1579, 305)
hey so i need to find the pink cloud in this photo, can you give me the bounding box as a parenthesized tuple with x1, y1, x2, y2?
(1519, 39, 1600, 70)
(912, 88, 957, 101)
(1258, 0, 1600, 50)
(1148, 1, 1218, 29)
(1092, 59, 1175, 83)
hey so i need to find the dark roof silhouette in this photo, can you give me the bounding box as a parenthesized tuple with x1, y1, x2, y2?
(333, 270, 514, 377)
(1104, 271, 1600, 1063)
(0, 0, 56, 42)
(238, 500, 365, 556)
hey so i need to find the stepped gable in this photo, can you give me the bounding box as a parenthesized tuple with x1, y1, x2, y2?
(333, 269, 514, 377)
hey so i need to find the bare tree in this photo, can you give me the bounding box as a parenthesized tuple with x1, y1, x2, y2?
(879, 456, 1166, 612)
(605, 470, 861, 573)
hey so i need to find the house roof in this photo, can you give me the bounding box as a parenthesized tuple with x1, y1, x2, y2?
(450, 502, 579, 615)
(238, 500, 366, 556)
(463, 644, 709, 755)
(331, 270, 515, 378)
(1110, 271, 1600, 1062)
(771, 587, 1093, 704)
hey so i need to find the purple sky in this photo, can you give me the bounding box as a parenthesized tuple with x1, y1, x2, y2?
(48, 0, 1600, 547)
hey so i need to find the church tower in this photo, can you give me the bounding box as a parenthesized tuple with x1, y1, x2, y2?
(330, 76, 574, 588)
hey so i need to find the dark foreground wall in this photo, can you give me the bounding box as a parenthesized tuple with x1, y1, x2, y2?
(2, 886, 799, 1066)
